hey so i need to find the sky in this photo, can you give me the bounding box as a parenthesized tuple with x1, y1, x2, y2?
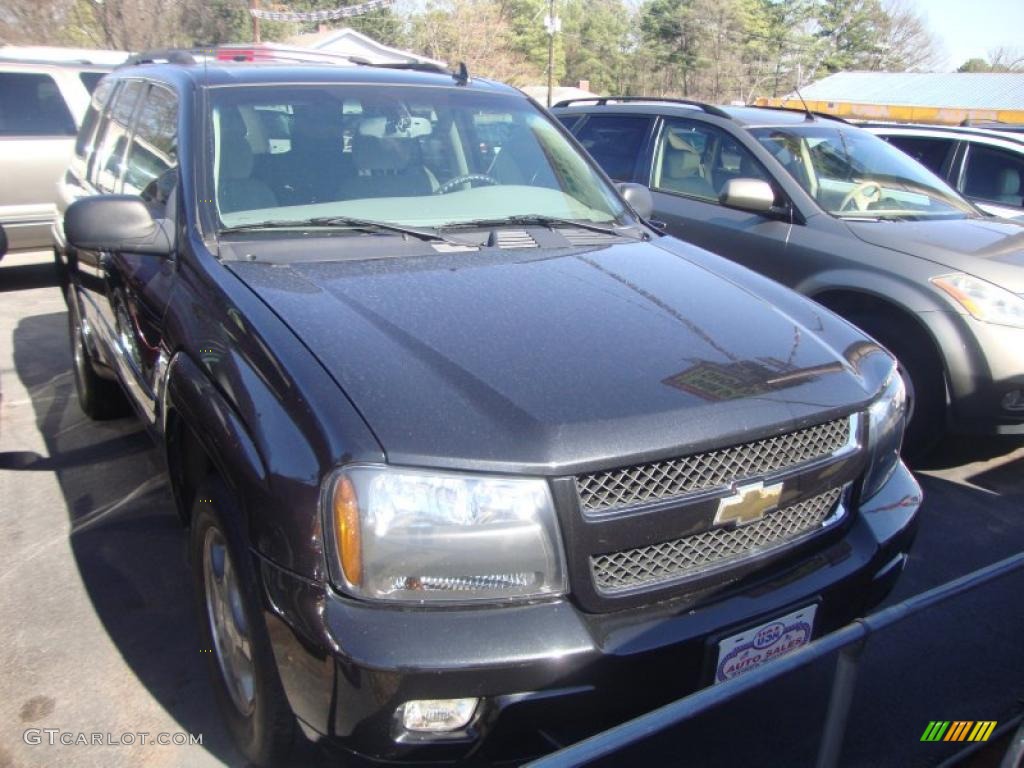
(906, 0, 1024, 70)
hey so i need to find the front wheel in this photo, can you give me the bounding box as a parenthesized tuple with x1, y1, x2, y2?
(190, 477, 296, 766)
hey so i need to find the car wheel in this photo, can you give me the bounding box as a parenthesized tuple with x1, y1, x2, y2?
(66, 285, 127, 420)
(853, 315, 944, 461)
(190, 476, 296, 767)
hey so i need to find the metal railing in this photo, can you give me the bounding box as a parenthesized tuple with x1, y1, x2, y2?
(525, 551, 1024, 768)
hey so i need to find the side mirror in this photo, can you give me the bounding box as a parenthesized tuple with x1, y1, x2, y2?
(719, 178, 775, 213)
(617, 182, 654, 220)
(65, 195, 173, 256)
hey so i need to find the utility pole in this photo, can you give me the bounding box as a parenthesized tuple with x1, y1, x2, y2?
(544, 0, 560, 107)
(251, 0, 262, 43)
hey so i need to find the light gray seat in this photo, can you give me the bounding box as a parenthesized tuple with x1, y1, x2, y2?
(338, 134, 437, 199)
(661, 133, 716, 199)
(217, 113, 277, 214)
(995, 167, 1023, 207)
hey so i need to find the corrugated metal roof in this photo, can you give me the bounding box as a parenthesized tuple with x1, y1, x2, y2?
(793, 72, 1024, 110)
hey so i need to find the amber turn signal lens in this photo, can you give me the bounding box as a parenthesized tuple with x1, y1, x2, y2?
(334, 476, 362, 586)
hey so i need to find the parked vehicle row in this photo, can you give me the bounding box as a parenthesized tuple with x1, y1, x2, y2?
(553, 98, 1024, 455)
(55, 52, 920, 765)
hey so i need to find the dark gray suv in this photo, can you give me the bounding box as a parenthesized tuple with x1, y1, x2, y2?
(554, 99, 1024, 455)
(57, 59, 918, 765)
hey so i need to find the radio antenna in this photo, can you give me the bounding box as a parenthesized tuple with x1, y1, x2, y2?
(793, 86, 815, 121)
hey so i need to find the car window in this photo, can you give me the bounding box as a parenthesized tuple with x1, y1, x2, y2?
(79, 72, 107, 94)
(74, 77, 115, 161)
(751, 125, 974, 220)
(882, 135, 955, 177)
(90, 79, 144, 193)
(572, 115, 652, 181)
(963, 143, 1024, 209)
(122, 85, 178, 206)
(0, 71, 76, 137)
(208, 84, 627, 229)
(652, 118, 772, 203)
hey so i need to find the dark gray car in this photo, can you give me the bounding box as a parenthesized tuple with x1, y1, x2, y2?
(554, 99, 1024, 454)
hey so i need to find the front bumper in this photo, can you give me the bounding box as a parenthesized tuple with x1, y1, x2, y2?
(257, 462, 920, 763)
(925, 311, 1024, 434)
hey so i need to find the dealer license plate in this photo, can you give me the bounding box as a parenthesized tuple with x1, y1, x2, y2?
(714, 605, 817, 685)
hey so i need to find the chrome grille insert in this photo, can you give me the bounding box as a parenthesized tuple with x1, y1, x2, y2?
(575, 417, 853, 514)
(590, 487, 844, 593)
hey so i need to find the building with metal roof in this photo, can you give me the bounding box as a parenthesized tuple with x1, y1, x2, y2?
(755, 71, 1024, 125)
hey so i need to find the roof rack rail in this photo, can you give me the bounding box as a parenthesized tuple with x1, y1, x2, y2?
(552, 96, 732, 119)
(121, 49, 198, 67)
(752, 104, 849, 124)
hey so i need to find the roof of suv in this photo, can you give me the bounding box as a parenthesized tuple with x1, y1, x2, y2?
(553, 98, 847, 129)
(861, 121, 1024, 147)
(112, 57, 518, 96)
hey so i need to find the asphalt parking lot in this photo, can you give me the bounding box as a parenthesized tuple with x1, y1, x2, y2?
(1, 252, 1023, 768)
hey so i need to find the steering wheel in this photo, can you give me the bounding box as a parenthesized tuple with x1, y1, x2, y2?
(435, 174, 499, 195)
(839, 181, 882, 212)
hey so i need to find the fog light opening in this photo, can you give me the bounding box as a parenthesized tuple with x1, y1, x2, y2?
(400, 698, 479, 733)
(1002, 389, 1024, 413)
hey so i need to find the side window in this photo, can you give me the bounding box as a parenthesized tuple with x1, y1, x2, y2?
(883, 135, 955, 176)
(572, 115, 652, 181)
(0, 71, 76, 137)
(963, 143, 1024, 208)
(90, 79, 143, 193)
(122, 85, 178, 207)
(74, 77, 115, 161)
(653, 118, 771, 202)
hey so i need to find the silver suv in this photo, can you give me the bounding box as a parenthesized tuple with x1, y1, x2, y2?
(0, 58, 110, 259)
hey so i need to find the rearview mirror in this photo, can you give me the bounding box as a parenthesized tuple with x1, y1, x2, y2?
(617, 182, 654, 220)
(65, 195, 173, 256)
(719, 178, 775, 213)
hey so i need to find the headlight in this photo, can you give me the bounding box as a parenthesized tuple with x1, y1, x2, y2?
(931, 273, 1024, 329)
(325, 465, 567, 603)
(862, 371, 908, 499)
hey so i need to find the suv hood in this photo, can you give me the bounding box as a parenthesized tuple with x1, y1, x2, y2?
(846, 217, 1024, 293)
(227, 238, 885, 474)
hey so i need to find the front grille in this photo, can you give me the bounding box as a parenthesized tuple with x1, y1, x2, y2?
(575, 417, 851, 514)
(590, 487, 844, 593)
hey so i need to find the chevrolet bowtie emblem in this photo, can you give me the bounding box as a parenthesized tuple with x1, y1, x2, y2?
(714, 481, 784, 527)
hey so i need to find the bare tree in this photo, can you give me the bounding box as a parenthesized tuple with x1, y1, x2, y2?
(875, 0, 943, 71)
(987, 46, 1024, 72)
(0, 0, 79, 46)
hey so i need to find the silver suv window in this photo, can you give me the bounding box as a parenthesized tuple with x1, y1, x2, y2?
(0, 71, 76, 137)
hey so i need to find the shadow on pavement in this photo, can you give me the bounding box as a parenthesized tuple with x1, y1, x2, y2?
(915, 434, 1024, 472)
(0, 260, 60, 293)
(11, 310, 246, 767)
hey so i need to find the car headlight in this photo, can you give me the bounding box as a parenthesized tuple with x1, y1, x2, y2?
(931, 273, 1024, 329)
(862, 370, 908, 500)
(325, 465, 567, 603)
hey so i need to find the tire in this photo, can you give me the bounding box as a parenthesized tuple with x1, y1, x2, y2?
(66, 285, 127, 420)
(852, 314, 945, 461)
(190, 475, 296, 767)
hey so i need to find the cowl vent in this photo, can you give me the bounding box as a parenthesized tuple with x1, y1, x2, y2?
(491, 229, 538, 249)
(560, 228, 619, 246)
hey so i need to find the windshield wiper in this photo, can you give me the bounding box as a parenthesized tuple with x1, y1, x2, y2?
(439, 214, 647, 239)
(219, 216, 466, 245)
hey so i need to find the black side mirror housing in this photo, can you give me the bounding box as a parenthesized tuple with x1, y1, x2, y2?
(65, 195, 173, 256)
(616, 182, 655, 220)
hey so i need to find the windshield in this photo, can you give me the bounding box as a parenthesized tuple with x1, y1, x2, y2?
(750, 125, 976, 219)
(206, 84, 627, 231)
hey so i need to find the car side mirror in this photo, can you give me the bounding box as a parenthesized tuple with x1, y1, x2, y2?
(719, 178, 775, 214)
(65, 195, 173, 256)
(617, 182, 654, 220)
